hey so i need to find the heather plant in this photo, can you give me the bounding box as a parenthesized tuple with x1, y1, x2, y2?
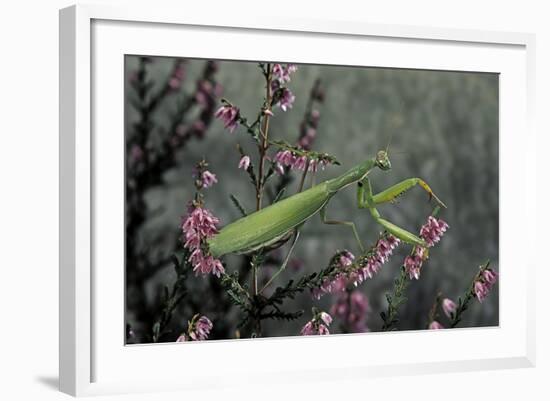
(125, 57, 223, 343)
(125, 58, 499, 343)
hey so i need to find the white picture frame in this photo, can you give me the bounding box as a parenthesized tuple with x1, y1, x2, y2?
(59, 4, 536, 397)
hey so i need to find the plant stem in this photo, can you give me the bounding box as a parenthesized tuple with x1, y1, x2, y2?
(450, 260, 490, 328)
(252, 64, 273, 299)
(427, 291, 441, 327)
(381, 266, 409, 331)
(297, 159, 311, 192)
(256, 63, 273, 212)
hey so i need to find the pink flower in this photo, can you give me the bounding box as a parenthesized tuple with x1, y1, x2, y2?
(339, 250, 355, 267)
(272, 64, 286, 81)
(474, 281, 489, 302)
(214, 105, 240, 133)
(274, 150, 293, 166)
(287, 64, 298, 74)
(188, 315, 213, 341)
(176, 334, 188, 342)
(318, 324, 330, 335)
(320, 312, 332, 326)
(276, 88, 295, 112)
(483, 269, 498, 285)
(201, 170, 218, 188)
(238, 155, 251, 170)
(189, 249, 225, 277)
(292, 155, 307, 170)
(300, 321, 315, 335)
(442, 298, 457, 318)
(429, 321, 444, 330)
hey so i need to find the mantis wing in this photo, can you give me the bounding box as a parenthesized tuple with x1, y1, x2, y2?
(208, 182, 331, 257)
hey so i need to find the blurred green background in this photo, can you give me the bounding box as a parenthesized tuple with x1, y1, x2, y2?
(125, 56, 498, 340)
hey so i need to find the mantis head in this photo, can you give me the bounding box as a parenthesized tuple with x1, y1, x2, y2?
(375, 150, 392, 171)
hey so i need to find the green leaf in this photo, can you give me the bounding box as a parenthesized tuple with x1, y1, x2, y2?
(229, 194, 247, 217)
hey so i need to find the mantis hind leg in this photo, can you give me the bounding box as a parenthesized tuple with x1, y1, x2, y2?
(259, 230, 301, 293)
(358, 178, 428, 247)
(320, 205, 365, 253)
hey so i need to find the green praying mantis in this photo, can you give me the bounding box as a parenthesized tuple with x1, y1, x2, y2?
(207, 149, 446, 289)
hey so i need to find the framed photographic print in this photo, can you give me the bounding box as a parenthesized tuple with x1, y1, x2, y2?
(59, 4, 536, 396)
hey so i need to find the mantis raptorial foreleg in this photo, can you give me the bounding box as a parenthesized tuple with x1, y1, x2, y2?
(371, 177, 447, 208)
(320, 205, 365, 252)
(358, 177, 436, 247)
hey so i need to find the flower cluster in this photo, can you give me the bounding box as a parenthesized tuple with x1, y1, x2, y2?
(201, 170, 218, 188)
(176, 315, 213, 342)
(195, 78, 223, 109)
(215, 104, 240, 133)
(404, 246, 427, 280)
(312, 234, 400, 299)
(474, 267, 498, 302)
(271, 64, 297, 112)
(273, 148, 338, 174)
(330, 290, 370, 333)
(170, 61, 222, 145)
(420, 216, 449, 247)
(301, 310, 332, 336)
(182, 161, 224, 277)
(167, 60, 186, 91)
(311, 250, 355, 299)
(273, 86, 295, 112)
(404, 215, 449, 280)
(351, 235, 401, 284)
(297, 79, 324, 150)
(298, 110, 320, 150)
(272, 63, 297, 83)
(182, 206, 224, 277)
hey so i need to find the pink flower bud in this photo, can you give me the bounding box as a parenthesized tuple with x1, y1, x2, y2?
(238, 155, 251, 170)
(442, 298, 457, 318)
(320, 312, 333, 326)
(429, 321, 444, 330)
(201, 170, 218, 188)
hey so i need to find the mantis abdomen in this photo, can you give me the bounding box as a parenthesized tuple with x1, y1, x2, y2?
(208, 182, 332, 257)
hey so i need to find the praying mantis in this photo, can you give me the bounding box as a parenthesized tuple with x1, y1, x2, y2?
(207, 149, 447, 278)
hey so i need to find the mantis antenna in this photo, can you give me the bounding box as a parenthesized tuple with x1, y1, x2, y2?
(385, 129, 394, 154)
(385, 99, 405, 155)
